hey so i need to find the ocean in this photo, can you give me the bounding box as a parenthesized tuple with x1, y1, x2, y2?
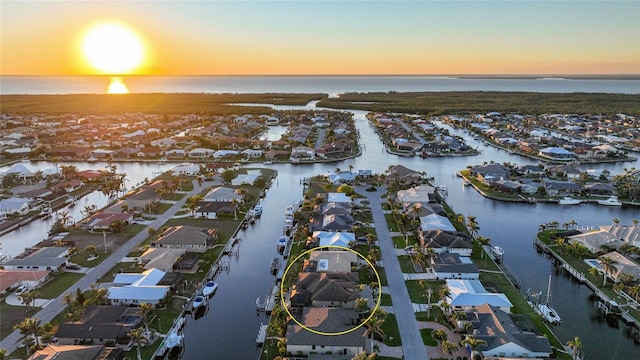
(1, 75, 639, 95)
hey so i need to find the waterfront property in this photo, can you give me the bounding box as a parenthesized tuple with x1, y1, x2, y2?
(1, 246, 70, 271)
(26, 344, 124, 360)
(107, 268, 170, 306)
(446, 279, 512, 312)
(463, 304, 552, 358)
(55, 305, 142, 348)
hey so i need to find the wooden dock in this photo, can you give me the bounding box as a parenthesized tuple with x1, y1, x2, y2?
(255, 324, 268, 345)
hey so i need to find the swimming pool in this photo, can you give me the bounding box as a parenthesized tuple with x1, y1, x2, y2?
(584, 259, 603, 270)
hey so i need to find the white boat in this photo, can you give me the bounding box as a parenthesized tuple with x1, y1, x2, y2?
(536, 275, 561, 324)
(558, 196, 581, 205)
(597, 196, 622, 206)
(192, 295, 206, 309)
(277, 236, 287, 249)
(202, 281, 218, 297)
(284, 205, 294, 217)
(263, 160, 273, 165)
(253, 205, 263, 218)
(462, 178, 471, 186)
(165, 331, 183, 349)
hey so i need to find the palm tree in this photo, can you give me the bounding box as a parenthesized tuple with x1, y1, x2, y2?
(441, 340, 459, 360)
(475, 236, 491, 258)
(567, 336, 583, 359)
(185, 195, 203, 217)
(63, 292, 75, 312)
(0, 347, 7, 360)
(432, 328, 447, 346)
(129, 327, 149, 360)
(362, 311, 386, 353)
(18, 290, 39, 310)
(628, 284, 640, 303)
(136, 302, 155, 337)
(85, 245, 97, 258)
(598, 255, 617, 286)
(461, 336, 487, 360)
(14, 317, 43, 352)
(466, 215, 479, 238)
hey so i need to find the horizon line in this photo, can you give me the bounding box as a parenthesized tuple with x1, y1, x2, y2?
(2, 73, 639, 78)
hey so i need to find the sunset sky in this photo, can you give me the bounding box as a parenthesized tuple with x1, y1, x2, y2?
(1, 0, 639, 75)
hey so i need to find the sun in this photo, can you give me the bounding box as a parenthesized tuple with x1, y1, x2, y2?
(82, 22, 144, 74)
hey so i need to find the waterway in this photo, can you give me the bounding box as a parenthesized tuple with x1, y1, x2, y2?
(1, 104, 638, 359)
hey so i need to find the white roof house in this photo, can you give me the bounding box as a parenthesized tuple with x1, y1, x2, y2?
(171, 163, 200, 176)
(327, 192, 352, 203)
(1, 163, 37, 179)
(0, 197, 32, 215)
(213, 150, 239, 158)
(446, 279, 512, 313)
(312, 231, 355, 248)
(420, 214, 456, 232)
(203, 186, 243, 203)
(108, 268, 170, 306)
(231, 170, 261, 186)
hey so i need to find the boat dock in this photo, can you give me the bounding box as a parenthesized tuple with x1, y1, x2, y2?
(255, 323, 268, 345)
(257, 284, 279, 314)
(533, 237, 640, 330)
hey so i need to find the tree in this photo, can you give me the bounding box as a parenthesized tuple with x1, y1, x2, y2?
(136, 302, 155, 338)
(466, 215, 479, 238)
(337, 184, 355, 196)
(185, 195, 203, 217)
(441, 340, 459, 360)
(351, 352, 377, 360)
(85, 245, 98, 258)
(109, 219, 127, 233)
(432, 328, 447, 346)
(362, 309, 386, 352)
(628, 284, 640, 303)
(567, 336, 583, 360)
(14, 317, 44, 353)
(598, 256, 618, 286)
(461, 336, 487, 360)
(475, 236, 491, 258)
(19, 290, 39, 310)
(0, 347, 6, 360)
(128, 327, 149, 360)
(221, 169, 236, 183)
(355, 297, 370, 317)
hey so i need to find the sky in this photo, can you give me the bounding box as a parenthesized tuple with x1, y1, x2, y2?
(1, 0, 639, 75)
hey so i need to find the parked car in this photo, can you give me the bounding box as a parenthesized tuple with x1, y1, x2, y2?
(404, 246, 418, 255)
(15, 285, 28, 295)
(66, 263, 81, 270)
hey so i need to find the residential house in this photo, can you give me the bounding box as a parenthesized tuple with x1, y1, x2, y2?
(27, 344, 123, 360)
(539, 146, 575, 160)
(171, 163, 200, 176)
(307, 250, 359, 273)
(285, 308, 365, 356)
(137, 248, 186, 272)
(231, 170, 261, 186)
(202, 186, 243, 203)
(396, 185, 436, 204)
(188, 148, 215, 158)
(420, 230, 473, 256)
(2, 247, 70, 271)
(446, 279, 513, 313)
(470, 164, 509, 183)
(107, 268, 170, 306)
(430, 253, 480, 280)
(79, 212, 134, 231)
(311, 231, 356, 248)
(585, 183, 617, 196)
(546, 163, 583, 180)
(420, 214, 456, 232)
(319, 214, 355, 232)
(196, 201, 236, 219)
(291, 146, 316, 160)
(0, 197, 32, 215)
(327, 171, 356, 185)
(152, 225, 217, 253)
(464, 304, 552, 358)
(598, 251, 640, 283)
(290, 272, 359, 308)
(386, 165, 423, 185)
(0, 270, 50, 295)
(542, 179, 582, 197)
(326, 192, 352, 204)
(56, 305, 142, 347)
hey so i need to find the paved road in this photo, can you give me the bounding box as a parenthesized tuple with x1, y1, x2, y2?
(358, 186, 429, 360)
(0, 180, 209, 354)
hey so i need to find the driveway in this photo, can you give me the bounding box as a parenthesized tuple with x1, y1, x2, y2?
(358, 185, 429, 360)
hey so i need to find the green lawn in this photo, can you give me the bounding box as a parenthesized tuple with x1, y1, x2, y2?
(405, 280, 444, 304)
(380, 293, 393, 306)
(0, 300, 39, 340)
(398, 255, 423, 273)
(420, 328, 438, 346)
(384, 214, 400, 232)
(36, 272, 85, 299)
(415, 311, 437, 322)
(381, 313, 402, 347)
